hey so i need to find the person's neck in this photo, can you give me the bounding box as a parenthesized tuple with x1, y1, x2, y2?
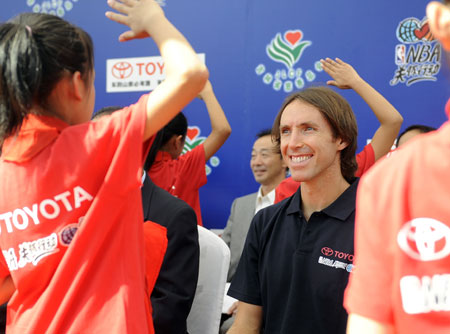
(260, 173, 286, 197)
(160, 146, 177, 159)
(300, 168, 350, 221)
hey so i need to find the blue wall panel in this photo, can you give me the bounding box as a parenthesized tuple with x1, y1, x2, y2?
(2, 0, 448, 229)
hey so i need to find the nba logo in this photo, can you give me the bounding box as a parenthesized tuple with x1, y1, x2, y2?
(395, 45, 406, 65)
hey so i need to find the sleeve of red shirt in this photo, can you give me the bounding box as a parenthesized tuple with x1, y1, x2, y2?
(143, 221, 168, 295)
(87, 94, 154, 191)
(177, 144, 207, 189)
(274, 177, 299, 203)
(0, 256, 9, 278)
(344, 168, 395, 325)
(355, 143, 375, 177)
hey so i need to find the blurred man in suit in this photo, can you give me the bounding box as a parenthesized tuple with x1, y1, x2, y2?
(220, 129, 287, 332)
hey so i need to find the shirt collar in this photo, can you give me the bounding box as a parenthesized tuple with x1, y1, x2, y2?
(256, 186, 276, 202)
(155, 150, 172, 162)
(2, 114, 69, 163)
(286, 178, 359, 222)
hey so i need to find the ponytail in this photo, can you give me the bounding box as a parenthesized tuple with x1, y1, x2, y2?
(0, 23, 42, 147)
(0, 13, 94, 150)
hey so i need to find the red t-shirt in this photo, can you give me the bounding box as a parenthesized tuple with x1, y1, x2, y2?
(148, 144, 207, 225)
(345, 106, 450, 333)
(0, 95, 155, 334)
(274, 143, 375, 203)
(143, 221, 168, 334)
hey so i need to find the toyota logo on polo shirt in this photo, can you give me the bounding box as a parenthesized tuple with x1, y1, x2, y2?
(321, 247, 334, 256)
(397, 218, 450, 261)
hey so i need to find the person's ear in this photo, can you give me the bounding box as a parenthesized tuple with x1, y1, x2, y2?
(336, 138, 349, 151)
(427, 1, 450, 51)
(175, 135, 184, 150)
(70, 71, 85, 101)
(167, 135, 178, 151)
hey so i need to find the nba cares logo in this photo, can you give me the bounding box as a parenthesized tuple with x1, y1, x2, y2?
(255, 29, 323, 93)
(26, 0, 79, 17)
(390, 17, 441, 86)
(397, 218, 450, 261)
(396, 18, 434, 44)
(183, 126, 221, 176)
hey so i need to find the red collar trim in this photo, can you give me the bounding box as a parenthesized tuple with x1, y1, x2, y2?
(2, 114, 69, 163)
(155, 150, 173, 162)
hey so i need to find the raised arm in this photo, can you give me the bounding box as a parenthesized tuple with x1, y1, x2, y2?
(320, 58, 403, 160)
(227, 301, 263, 334)
(197, 80, 232, 161)
(106, 0, 209, 141)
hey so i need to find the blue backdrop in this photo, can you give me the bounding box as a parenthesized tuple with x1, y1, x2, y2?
(2, 0, 449, 229)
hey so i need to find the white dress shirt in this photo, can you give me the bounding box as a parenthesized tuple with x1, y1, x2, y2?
(254, 187, 276, 214)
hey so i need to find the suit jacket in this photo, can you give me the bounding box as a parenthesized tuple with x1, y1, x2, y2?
(221, 192, 257, 282)
(142, 174, 199, 334)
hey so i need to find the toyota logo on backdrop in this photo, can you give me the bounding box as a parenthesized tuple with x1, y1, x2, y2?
(112, 61, 133, 79)
(397, 217, 450, 261)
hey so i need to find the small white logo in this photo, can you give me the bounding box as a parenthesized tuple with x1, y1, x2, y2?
(318, 256, 353, 272)
(397, 218, 450, 261)
(2, 233, 59, 271)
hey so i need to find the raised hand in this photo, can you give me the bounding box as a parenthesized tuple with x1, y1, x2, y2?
(320, 58, 362, 90)
(105, 0, 165, 42)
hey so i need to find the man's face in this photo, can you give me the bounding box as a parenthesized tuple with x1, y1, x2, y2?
(279, 99, 347, 183)
(250, 135, 286, 186)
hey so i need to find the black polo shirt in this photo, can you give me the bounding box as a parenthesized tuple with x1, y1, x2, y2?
(228, 179, 358, 334)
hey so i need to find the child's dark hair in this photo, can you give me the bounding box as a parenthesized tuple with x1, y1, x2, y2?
(0, 13, 94, 149)
(397, 124, 436, 144)
(144, 112, 187, 170)
(159, 112, 188, 147)
(92, 106, 124, 120)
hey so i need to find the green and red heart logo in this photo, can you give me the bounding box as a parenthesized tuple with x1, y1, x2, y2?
(183, 126, 206, 153)
(284, 30, 303, 46)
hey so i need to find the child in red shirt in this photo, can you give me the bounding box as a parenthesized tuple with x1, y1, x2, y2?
(345, 1, 450, 333)
(147, 80, 231, 225)
(0, 1, 208, 333)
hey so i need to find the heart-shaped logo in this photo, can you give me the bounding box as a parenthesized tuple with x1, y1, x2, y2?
(414, 22, 430, 40)
(285, 30, 302, 46)
(186, 127, 200, 141)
